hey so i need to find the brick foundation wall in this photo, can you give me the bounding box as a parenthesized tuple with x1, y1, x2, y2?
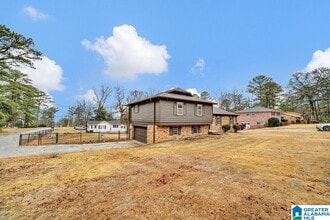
(130, 124, 209, 144)
(150, 124, 209, 144)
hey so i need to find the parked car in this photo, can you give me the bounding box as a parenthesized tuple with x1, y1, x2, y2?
(74, 125, 86, 130)
(316, 123, 330, 131)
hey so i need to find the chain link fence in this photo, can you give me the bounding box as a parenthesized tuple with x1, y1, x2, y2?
(19, 130, 128, 146)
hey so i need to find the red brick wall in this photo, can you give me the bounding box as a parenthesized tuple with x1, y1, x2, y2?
(237, 112, 280, 128)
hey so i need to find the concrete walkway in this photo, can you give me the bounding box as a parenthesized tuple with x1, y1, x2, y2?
(0, 129, 143, 158)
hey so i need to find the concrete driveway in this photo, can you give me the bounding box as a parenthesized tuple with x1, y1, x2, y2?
(0, 129, 143, 158)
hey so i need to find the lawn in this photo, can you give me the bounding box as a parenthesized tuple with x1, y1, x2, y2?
(0, 124, 329, 219)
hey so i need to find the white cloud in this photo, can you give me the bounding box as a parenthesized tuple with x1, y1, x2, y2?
(18, 56, 64, 93)
(76, 89, 96, 104)
(82, 24, 170, 80)
(305, 48, 330, 72)
(186, 88, 200, 97)
(23, 6, 48, 20)
(190, 58, 205, 75)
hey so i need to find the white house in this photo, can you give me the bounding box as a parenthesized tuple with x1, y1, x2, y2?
(86, 120, 127, 133)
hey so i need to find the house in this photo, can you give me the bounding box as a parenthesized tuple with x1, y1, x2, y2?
(86, 120, 127, 133)
(236, 106, 281, 129)
(210, 107, 238, 132)
(127, 88, 214, 144)
(281, 112, 304, 123)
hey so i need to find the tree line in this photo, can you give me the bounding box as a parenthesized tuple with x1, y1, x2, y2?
(0, 24, 57, 129)
(1, 25, 329, 130)
(58, 87, 158, 127)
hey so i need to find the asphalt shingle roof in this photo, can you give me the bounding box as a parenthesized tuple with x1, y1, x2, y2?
(127, 88, 215, 105)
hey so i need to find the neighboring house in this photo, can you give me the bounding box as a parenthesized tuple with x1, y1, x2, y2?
(127, 88, 214, 144)
(281, 112, 304, 123)
(210, 107, 238, 132)
(86, 120, 127, 133)
(237, 106, 281, 129)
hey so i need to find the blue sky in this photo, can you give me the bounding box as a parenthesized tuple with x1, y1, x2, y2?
(2, 1, 330, 120)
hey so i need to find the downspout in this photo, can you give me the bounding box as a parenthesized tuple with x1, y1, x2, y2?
(128, 105, 131, 140)
(153, 101, 156, 144)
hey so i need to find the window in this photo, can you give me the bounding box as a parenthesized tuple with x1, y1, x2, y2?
(252, 113, 255, 115)
(177, 102, 184, 115)
(169, 126, 181, 135)
(246, 113, 250, 116)
(257, 121, 264, 125)
(192, 125, 201, 134)
(196, 104, 203, 116)
(271, 112, 275, 116)
(216, 116, 222, 125)
(113, 125, 119, 128)
(134, 105, 139, 113)
(229, 116, 233, 124)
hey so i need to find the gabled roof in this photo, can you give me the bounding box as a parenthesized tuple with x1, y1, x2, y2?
(282, 112, 303, 117)
(127, 88, 214, 105)
(237, 106, 280, 113)
(87, 120, 124, 125)
(213, 107, 238, 116)
(87, 120, 108, 125)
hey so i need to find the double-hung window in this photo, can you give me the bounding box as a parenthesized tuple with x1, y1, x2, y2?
(177, 102, 184, 115)
(196, 104, 203, 116)
(134, 105, 139, 113)
(216, 116, 222, 125)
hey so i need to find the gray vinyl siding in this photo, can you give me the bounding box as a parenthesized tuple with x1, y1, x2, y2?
(130, 101, 159, 126)
(157, 100, 212, 125)
(130, 99, 212, 126)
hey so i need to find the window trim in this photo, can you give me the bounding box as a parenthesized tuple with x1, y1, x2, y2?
(134, 105, 139, 113)
(196, 104, 203, 116)
(216, 116, 222, 125)
(192, 125, 201, 134)
(177, 102, 184, 116)
(169, 126, 181, 136)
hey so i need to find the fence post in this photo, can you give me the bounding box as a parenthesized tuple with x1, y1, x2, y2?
(80, 132, 82, 144)
(28, 134, 30, 143)
(19, 134, 22, 146)
(38, 134, 42, 145)
(118, 131, 120, 140)
(56, 133, 59, 144)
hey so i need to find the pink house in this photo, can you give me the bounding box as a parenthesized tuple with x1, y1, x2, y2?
(237, 106, 281, 129)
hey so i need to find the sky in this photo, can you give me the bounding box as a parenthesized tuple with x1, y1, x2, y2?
(1, 0, 330, 121)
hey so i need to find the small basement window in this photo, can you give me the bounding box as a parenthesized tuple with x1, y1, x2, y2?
(192, 125, 201, 134)
(169, 126, 181, 135)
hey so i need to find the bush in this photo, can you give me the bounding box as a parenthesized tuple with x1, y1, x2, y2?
(38, 124, 47, 127)
(232, 124, 240, 132)
(268, 117, 280, 127)
(222, 124, 231, 133)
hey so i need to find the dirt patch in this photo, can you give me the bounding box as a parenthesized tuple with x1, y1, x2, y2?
(0, 124, 329, 219)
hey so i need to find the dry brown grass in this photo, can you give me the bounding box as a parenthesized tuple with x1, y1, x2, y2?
(0, 124, 329, 219)
(0, 127, 38, 135)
